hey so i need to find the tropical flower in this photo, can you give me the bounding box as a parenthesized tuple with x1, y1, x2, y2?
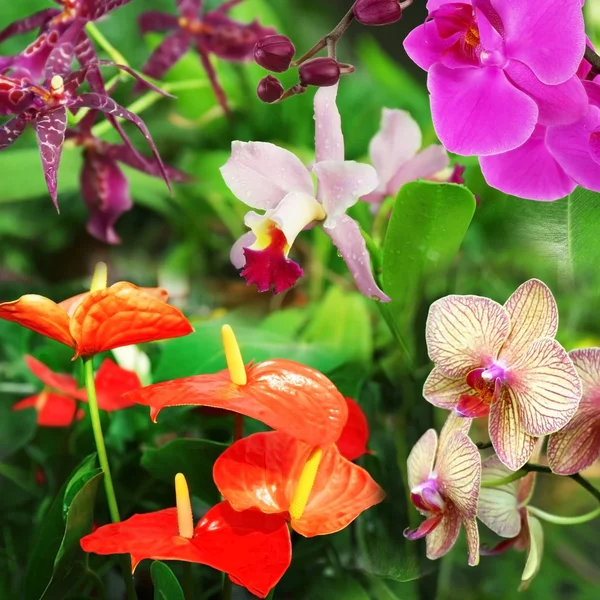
(0, 276, 193, 359)
(336, 397, 371, 461)
(138, 0, 274, 114)
(221, 84, 389, 301)
(478, 452, 543, 590)
(548, 348, 600, 475)
(405, 414, 481, 565)
(361, 108, 460, 208)
(81, 473, 291, 598)
(403, 0, 588, 157)
(423, 279, 582, 470)
(13, 355, 142, 426)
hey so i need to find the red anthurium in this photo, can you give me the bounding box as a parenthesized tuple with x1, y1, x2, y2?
(336, 397, 371, 461)
(81, 474, 291, 598)
(0, 267, 193, 359)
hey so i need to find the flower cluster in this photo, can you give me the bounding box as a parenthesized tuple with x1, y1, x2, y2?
(403, 0, 600, 201)
(81, 324, 385, 596)
(406, 278, 600, 587)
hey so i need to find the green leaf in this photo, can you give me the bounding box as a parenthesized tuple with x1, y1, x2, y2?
(0, 403, 37, 460)
(141, 438, 227, 507)
(567, 188, 600, 277)
(151, 561, 185, 600)
(24, 454, 102, 600)
(382, 182, 476, 348)
(306, 576, 370, 600)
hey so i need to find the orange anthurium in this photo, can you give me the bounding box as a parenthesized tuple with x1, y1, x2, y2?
(336, 397, 371, 461)
(81, 474, 291, 599)
(125, 325, 349, 446)
(0, 268, 193, 359)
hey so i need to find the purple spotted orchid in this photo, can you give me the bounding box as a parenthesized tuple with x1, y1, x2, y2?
(478, 451, 543, 591)
(138, 0, 274, 114)
(362, 108, 462, 209)
(220, 83, 389, 301)
(68, 110, 190, 244)
(0, 1, 133, 86)
(403, 0, 588, 158)
(424, 279, 582, 471)
(405, 414, 481, 566)
(547, 348, 600, 475)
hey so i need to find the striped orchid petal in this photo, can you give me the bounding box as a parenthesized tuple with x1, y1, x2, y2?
(425, 503, 462, 560)
(407, 429, 438, 490)
(509, 338, 581, 436)
(439, 411, 473, 444)
(499, 279, 559, 366)
(548, 348, 600, 474)
(519, 513, 544, 591)
(489, 388, 538, 470)
(423, 367, 470, 410)
(464, 516, 480, 566)
(426, 295, 510, 378)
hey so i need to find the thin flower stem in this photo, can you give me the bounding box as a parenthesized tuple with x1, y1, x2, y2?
(233, 414, 244, 442)
(82, 357, 137, 600)
(584, 46, 600, 77)
(481, 470, 528, 488)
(520, 463, 600, 504)
(182, 562, 194, 600)
(221, 575, 232, 600)
(372, 196, 395, 246)
(476, 441, 493, 450)
(86, 22, 129, 68)
(527, 505, 600, 526)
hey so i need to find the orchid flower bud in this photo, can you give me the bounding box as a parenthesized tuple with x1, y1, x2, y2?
(299, 57, 341, 87)
(254, 34, 296, 72)
(354, 0, 403, 26)
(257, 75, 284, 103)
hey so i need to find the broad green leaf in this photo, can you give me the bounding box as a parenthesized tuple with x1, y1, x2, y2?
(382, 182, 476, 348)
(566, 188, 600, 277)
(24, 454, 102, 600)
(0, 403, 37, 460)
(141, 438, 227, 507)
(306, 576, 370, 600)
(260, 308, 309, 338)
(151, 561, 185, 600)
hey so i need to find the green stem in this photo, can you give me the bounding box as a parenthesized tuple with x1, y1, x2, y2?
(86, 22, 129, 67)
(82, 357, 137, 600)
(233, 414, 244, 442)
(183, 562, 194, 600)
(520, 463, 600, 504)
(527, 505, 600, 526)
(372, 195, 394, 246)
(221, 574, 232, 600)
(265, 588, 276, 599)
(481, 470, 528, 488)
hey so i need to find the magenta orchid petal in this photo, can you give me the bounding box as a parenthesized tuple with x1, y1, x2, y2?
(177, 0, 202, 18)
(313, 160, 378, 225)
(427, 63, 538, 156)
(87, 0, 135, 21)
(407, 429, 438, 491)
(403, 20, 452, 71)
(423, 367, 470, 410)
(388, 145, 450, 193)
(221, 142, 314, 210)
(197, 44, 230, 115)
(139, 11, 180, 34)
(314, 83, 344, 163)
(591, 131, 600, 166)
(404, 514, 443, 540)
(45, 20, 86, 79)
(106, 144, 191, 183)
(491, 0, 585, 85)
(0, 9, 59, 44)
(489, 389, 538, 471)
(479, 126, 577, 201)
(323, 215, 391, 302)
(0, 116, 27, 150)
(499, 279, 559, 366)
(139, 31, 191, 82)
(34, 107, 68, 210)
(425, 294, 510, 379)
(519, 513, 544, 591)
(425, 505, 462, 561)
(230, 231, 256, 269)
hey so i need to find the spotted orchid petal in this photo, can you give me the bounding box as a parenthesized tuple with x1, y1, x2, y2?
(139, 11, 179, 34)
(323, 214, 391, 302)
(489, 388, 538, 471)
(478, 455, 521, 538)
(425, 503, 462, 561)
(423, 367, 471, 410)
(407, 429, 437, 490)
(426, 295, 510, 379)
(0, 9, 59, 44)
(221, 142, 314, 210)
(519, 513, 544, 591)
(139, 30, 191, 83)
(125, 359, 348, 446)
(548, 348, 600, 475)
(499, 279, 558, 367)
(88, 0, 135, 21)
(336, 397, 370, 461)
(313, 161, 378, 226)
(314, 84, 344, 163)
(508, 338, 581, 437)
(177, 0, 202, 18)
(0, 117, 27, 151)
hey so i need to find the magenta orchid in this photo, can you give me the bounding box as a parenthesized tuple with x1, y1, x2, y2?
(547, 348, 600, 475)
(403, 0, 588, 157)
(220, 83, 389, 301)
(424, 279, 582, 471)
(478, 453, 543, 590)
(361, 108, 461, 208)
(405, 414, 481, 566)
(138, 0, 274, 114)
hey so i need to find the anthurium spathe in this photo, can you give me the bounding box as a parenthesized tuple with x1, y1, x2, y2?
(336, 397, 371, 461)
(0, 270, 193, 359)
(81, 474, 291, 598)
(405, 414, 481, 565)
(220, 83, 390, 301)
(548, 348, 600, 475)
(478, 453, 543, 591)
(423, 279, 582, 470)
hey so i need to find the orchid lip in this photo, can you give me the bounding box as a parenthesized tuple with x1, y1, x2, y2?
(481, 363, 506, 383)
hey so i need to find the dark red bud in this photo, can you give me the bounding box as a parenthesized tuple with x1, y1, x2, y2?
(254, 34, 296, 72)
(354, 0, 402, 26)
(298, 57, 341, 87)
(257, 75, 284, 103)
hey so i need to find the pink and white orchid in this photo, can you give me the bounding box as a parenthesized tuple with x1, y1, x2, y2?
(548, 348, 600, 475)
(478, 453, 543, 591)
(220, 84, 390, 301)
(424, 279, 582, 471)
(362, 108, 458, 208)
(405, 414, 481, 566)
